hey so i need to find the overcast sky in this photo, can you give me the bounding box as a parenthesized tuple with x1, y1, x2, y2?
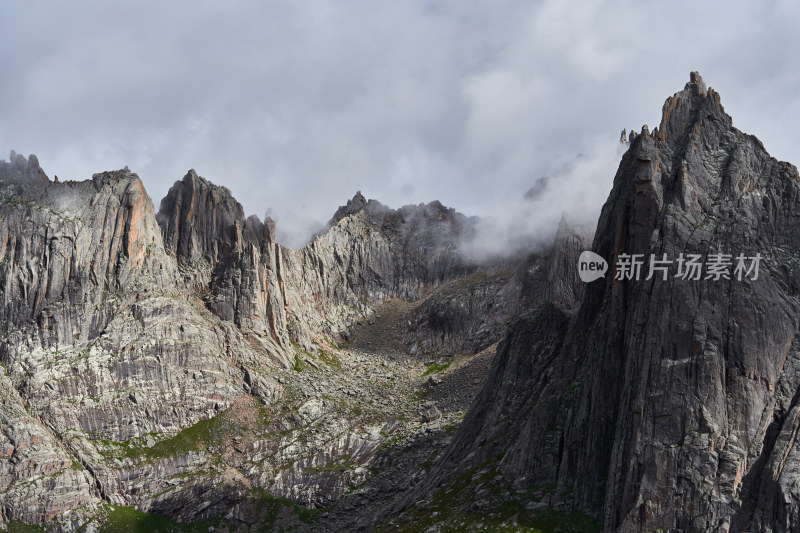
(2, 0, 799, 248)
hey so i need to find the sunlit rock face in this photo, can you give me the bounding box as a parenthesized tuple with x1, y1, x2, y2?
(0, 159, 267, 524)
(0, 152, 543, 528)
(156, 172, 483, 359)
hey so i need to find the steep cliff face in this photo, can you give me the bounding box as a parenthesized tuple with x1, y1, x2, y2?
(158, 170, 293, 367)
(402, 271, 517, 356)
(402, 220, 591, 357)
(429, 72, 800, 532)
(517, 219, 592, 312)
(157, 178, 481, 358)
(0, 159, 276, 525)
(0, 157, 509, 529)
(0, 160, 174, 337)
(276, 192, 480, 349)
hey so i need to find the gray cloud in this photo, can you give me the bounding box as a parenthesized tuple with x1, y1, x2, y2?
(1, 0, 798, 248)
(460, 137, 625, 261)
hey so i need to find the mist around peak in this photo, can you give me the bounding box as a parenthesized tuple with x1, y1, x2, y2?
(458, 135, 623, 261)
(265, 135, 625, 260)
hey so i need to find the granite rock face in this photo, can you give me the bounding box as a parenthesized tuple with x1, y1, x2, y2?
(0, 159, 270, 525)
(0, 156, 517, 529)
(158, 170, 293, 367)
(0, 369, 99, 525)
(517, 219, 592, 313)
(327, 192, 476, 291)
(402, 219, 591, 356)
(272, 192, 481, 350)
(431, 72, 800, 532)
(157, 178, 481, 358)
(403, 271, 518, 356)
(7, 71, 800, 533)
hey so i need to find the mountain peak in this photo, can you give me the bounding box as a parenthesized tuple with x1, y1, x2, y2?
(0, 150, 49, 185)
(657, 71, 730, 142)
(329, 191, 390, 226)
(157, 169, 248, 263)
(688, 70, 707, 92)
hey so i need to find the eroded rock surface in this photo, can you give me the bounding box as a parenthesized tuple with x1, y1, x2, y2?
(0, 156, 531, 530)
(423, 72, 800, 533)
(5, 72, 795, 533)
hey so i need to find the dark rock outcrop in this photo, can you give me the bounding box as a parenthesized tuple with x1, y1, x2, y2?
(523, 177, 550, 201)
(428, 72, 800, 532)
(403, 271, 516, 355)
(517, 218, 592, 312)
(0, 151, 50, 186)
(403, 220, 591, 356)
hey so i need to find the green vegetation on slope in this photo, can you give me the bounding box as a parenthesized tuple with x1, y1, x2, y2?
(377, 462, 601, 533)
(99, 506, 218, 533)
(98, 415, 221, 461)
(422, 359, 452, 376)
(6, 521, 47, 533)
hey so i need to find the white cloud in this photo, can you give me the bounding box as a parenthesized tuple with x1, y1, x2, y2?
(0, 0, 798, 248)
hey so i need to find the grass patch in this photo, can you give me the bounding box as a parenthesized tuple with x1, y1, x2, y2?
(138, 417, 219, 460)
(292, 355, 309, 373)
(377, 461, 601, 533)
(250, 487, 315, 529)
(411, 389, 430, 401)
(379, 432, 408, 451)
(99, 505, 217, 533)
(318, 349, 342, 370)
(422, 360, 451, 377)
(323, 337, 342, 350)
(443, 419, 463, 434)
(7, 521, 47, 533)
(100, 417, 221, 461)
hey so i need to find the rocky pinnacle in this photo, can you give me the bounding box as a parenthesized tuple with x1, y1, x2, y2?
(428, 72, 800, 532)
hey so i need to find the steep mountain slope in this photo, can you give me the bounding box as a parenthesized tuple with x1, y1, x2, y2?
(8, 71, 792, 533)
(403, 219, 590, 356)
(2, 154, 580, 529)
(156, 174, 482, 356)
(415, 72, 800, 532)
(0, 160, 275, 526)
(158, 169, 294, 367)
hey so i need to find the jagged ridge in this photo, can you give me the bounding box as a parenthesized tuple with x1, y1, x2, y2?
(2, 155, 580, 528)
(422, 72, 800, 532)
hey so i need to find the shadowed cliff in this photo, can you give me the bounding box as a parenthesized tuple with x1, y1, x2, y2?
(421, 72, 800, 532)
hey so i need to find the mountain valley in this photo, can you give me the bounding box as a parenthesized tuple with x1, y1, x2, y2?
(3, 72, 800, 533)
